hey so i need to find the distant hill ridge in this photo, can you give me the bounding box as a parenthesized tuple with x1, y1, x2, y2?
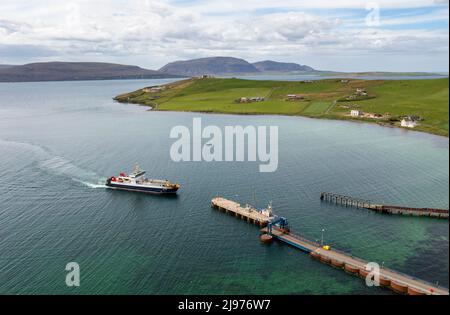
(0, 64, 15, 70)
(252, 60, 314, 72)
(159, 57, 260, 76)
(158, 57, 315, 76)
(1, 58, 443, 83)
(0, 62, 180, 82)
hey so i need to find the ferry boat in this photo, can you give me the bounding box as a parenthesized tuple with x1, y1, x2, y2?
(106, 164, 180, 194)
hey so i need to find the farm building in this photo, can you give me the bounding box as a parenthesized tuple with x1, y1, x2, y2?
(365, 113, 384, 119)
(350, 110, 363, 117)
(401, 118, 418, 128)
(143, 86, 163, 93)
(355, 88, 368, 96)
(237, 97, 265, 103)
(286, 94, 305, 101)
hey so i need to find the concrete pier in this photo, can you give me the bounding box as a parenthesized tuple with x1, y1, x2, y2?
(211, 196, 449, 295)
(211, 197, 272, 226)
(320, 192, 449, 219)
(263, 226, 449, 295)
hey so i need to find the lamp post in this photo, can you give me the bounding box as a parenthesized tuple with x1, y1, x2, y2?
(321, 229, 325, 246)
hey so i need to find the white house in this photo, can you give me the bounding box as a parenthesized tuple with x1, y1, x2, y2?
(401, 118, 418, 128)
(286, 94, 305, 101)
(239, 97, 264, 102)
(143, 86, 163, 93)
(350, 110, 362, 117)
(355, 88, 368, 96)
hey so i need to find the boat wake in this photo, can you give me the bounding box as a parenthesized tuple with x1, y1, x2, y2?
(39, 156, 107, 189)
(73, 179, 107, 189)
(0, 139, 106, 189)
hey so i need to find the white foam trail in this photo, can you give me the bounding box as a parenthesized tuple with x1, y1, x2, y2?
(0, 139, 106, 189)
(39, 157, 106, 189)
(39, 156, 96, 178)
(74, 179, 107, 189)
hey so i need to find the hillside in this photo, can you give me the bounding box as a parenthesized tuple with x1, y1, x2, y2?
(252, 60, 314, 72)
(157, 57, 318, 76)
(158, 57, 259, 76)
(0, 65, 15, 70)
(114, 77, 449, 136)
(0, 62, 180, 82)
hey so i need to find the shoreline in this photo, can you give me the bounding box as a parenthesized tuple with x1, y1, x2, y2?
(135, 105, 449, 138)
(114, 77, 449, 138)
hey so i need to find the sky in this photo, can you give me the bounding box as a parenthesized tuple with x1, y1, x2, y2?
(0, 0, 448, 72)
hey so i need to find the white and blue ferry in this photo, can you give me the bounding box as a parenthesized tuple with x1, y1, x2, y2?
(106, 164, 180, 194)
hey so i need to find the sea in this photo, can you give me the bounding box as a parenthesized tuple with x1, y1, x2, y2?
(0, 75, 448, 294)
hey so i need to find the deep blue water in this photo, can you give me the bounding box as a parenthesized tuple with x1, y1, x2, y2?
(0, 79, 448, 294)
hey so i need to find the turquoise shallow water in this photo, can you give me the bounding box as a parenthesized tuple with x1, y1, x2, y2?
(0, 79, 448, 295)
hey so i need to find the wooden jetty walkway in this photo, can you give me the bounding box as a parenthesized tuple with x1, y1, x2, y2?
(212, 196, 449, 295)
(320, 192, 449, 219)
(262, 226, 449, 295)
(211, 197, 273, 226)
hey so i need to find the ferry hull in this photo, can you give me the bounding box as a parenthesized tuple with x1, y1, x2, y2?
(105, 182, 179, 194)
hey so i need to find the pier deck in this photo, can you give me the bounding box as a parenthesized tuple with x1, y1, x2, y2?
(263, 226, 449, 295)
(211, 197, 272, 226)
(320, 192, 449, 219)
(212, 196, 449, 295)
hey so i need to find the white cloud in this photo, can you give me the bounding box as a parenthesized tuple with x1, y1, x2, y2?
(0, 0, 448, 71)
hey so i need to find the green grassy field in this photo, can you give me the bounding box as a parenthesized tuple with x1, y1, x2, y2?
(114, 77, 449, 136)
